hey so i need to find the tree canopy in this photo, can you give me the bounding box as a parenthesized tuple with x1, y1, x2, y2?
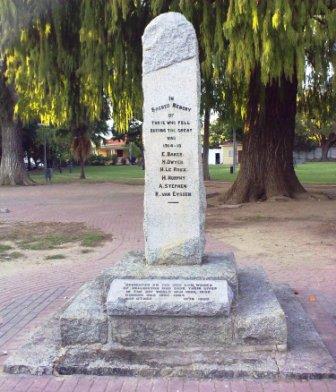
(2, 1, 334, 130)
(1, 0, 335, 196)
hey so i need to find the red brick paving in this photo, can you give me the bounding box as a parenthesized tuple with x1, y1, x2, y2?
(0, 183, 335, 391)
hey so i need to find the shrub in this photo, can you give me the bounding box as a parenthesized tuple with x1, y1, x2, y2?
(87, 155, 109, 166)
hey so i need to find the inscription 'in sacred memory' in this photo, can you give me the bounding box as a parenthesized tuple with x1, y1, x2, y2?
(107, 279, 233, 316)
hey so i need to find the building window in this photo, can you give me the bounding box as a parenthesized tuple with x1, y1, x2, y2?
(229, 150, 233, 157)
(116, 149, 123, 157)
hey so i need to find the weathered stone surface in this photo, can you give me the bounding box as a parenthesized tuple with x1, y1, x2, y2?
(235, 268, 287, 348)
(5, 277, 336, 379)
(275, 284, 336, 378)
(109, 315, 233, 348)
(107, 278, 233, 317)
(142, 12, 206, 265)
(3, 316, 60, 375)
(101, 251, 238, 296)
(60, 280, 107, 346)
(106, 266, 285, 348)
(58, 343, 279, 378)
(142, 12, 198, 74)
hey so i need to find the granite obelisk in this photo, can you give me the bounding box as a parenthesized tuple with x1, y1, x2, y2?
(142, 12, 206, 265)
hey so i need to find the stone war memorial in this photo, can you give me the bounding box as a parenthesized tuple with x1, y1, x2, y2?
(4, 12, 336, 380)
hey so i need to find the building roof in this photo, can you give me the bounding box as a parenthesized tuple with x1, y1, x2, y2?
(103, 139, 126, 148)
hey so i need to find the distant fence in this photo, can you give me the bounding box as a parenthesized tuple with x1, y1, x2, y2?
(293, 147, 336, 164)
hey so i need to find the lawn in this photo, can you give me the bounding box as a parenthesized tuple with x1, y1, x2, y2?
(211, 162, 336, 184)
(31, 165, 145, 185)
(30, 162, 336, 185)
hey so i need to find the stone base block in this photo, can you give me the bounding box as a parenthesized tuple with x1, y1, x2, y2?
(235, 268, 288, 348)
(58, 254, 286, 349)
(60, 280, 107, 346)
(4, 251, 335, 379)
(4, 283, 336, 379)
(105, 264, 286, 348)
(110, 315, 233, 347)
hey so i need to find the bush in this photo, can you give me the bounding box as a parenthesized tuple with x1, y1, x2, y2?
(87, 155, 109, 166)
(111, 154, 118, 165)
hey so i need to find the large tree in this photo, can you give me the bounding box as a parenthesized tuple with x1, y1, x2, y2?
(0, 1, 32, 185)
(0, 0, 51, 185)
(223, 0, 335, 203)
(3, 1, 116, 179)
(4, 1, 229, 181)
(4, 0, 335, 197)
(0, 62, 30, 185)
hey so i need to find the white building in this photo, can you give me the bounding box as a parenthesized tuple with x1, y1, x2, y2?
(208, 148, 223, 165)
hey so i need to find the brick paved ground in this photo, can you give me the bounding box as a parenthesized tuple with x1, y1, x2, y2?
(0, 183, 335, 392)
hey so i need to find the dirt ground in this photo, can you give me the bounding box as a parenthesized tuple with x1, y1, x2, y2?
(205, 182, 336, 298)
(1, 181, 335, 299)
(0, 221, 110, 278)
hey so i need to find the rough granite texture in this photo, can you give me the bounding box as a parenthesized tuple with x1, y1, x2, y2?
(142, 12, 198, 74)
(5, 275, 336, 379)
(106, 278, 234, 317)
(3, 316, 60, 376)
(275, 284, 336, 378)
(106, 266, 286, 348)
(142, 12, 205, 265)
(60, 280, 108, 346)
(109, 315, 233, 348)
(235, 268, 287, 348)
(101, 251, 239, 297)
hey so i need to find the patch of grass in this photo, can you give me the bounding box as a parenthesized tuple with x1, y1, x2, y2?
(81, 248, 93, 254)
(294, 162, 336, 185)
(45, 254, 66, 260)
(9, 251, 24, 259)
(0, 251, 24, 261)
(18, 234, 72, 251)
(0, 244, 13, 253)
(235, 214, 273, 222)
(31, 165, 145, 185)
(0, 222, 110, 252)
(81, 232, 106, 248)
(210, 162, 336, 184)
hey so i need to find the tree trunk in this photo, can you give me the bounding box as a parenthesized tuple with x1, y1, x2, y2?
(0, 120, 32, 185)
(0, 60, 32, 186)
(80, 159, 86, 179)
(224, 69, 306, 204)
(321, 133, 336, 161)
(203, 108, 211, 181)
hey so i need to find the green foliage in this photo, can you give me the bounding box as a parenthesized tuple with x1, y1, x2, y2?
(297, 71, 336, 148)
(1, 0, 335, 147)
(87, 154, 110, 166)
(81, 232, 106, 247)
(224, 0, 336, 87)
(45, 254, 66, 260)
(0, 243, 12, 253)
(210, 118, 243, 148)
(2, 1, 230, 130)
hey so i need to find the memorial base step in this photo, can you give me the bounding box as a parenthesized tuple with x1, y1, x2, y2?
(58, 252, 287, 349)
(4, 282, 336, 379)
